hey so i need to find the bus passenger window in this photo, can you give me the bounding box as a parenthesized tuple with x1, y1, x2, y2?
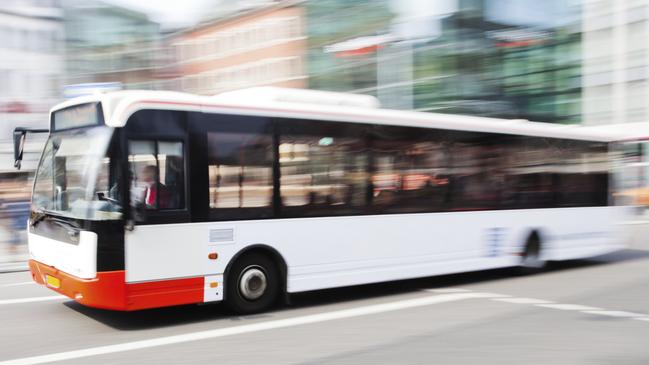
(207, 132, 273, 209)
(371, 127, 450, 213)
(279, 135, 368, 215)
(129, 140, 185, 213)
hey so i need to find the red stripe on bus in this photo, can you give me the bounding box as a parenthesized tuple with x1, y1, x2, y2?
(127, 277, 204, 311)
(29, 260, 205, 311)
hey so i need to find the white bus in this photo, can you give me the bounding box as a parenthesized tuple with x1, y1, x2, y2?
(20, 87, 628, 313)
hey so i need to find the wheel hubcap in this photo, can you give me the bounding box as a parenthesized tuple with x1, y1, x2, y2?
(239, 266, 267, 301)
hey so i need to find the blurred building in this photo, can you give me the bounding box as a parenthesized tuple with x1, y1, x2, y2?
(582, 0, 649, 125)
(63, 0, 162, 90)
(0, 0, 64, 173)
(305, 0, 394, 98)
(308, 0, 582, 124)
(167, 0, 307, 94)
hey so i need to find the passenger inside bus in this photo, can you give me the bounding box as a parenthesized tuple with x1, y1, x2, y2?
(135, 165, 170, 209)
(140, 166, 158, 208)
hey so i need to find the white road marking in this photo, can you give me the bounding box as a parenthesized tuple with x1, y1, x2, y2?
(489, 294, 649, 320)
(535, 304, 602, 311)
(582, 310, 648, 318)
(0, 292, 501, 365)
(1, 281, 35, 287)
(424, 289, 509, 298)
(425, 288, 471, 293)
(0, 296, 66, 306)
(493, 297, 554, 304)
(3, 287, 648, 365)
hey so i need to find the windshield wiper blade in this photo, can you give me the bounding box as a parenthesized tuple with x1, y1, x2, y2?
(30, 208, 69, 228)
(30, 210, 47, 227)
(47, 217, 81, 241)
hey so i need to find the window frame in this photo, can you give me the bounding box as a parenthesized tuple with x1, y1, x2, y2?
(124, 109, 190, 225)
(127, 136, 190, 225)
(187, 111, 611, 223)
(275, 117, 372, 218)
(189, 112, 276, 222)
(206, 130, 275, 221)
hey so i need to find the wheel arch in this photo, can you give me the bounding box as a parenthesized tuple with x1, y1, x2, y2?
(223, 244, 288, 301)
(519, 228, 545, 254)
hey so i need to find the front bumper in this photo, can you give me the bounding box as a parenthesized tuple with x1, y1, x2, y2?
(29, 259, 127, 310)
(29, 260, 206, 311)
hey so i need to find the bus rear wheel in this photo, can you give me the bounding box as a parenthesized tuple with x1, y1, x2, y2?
(518, 233, 546, 274)
(226, 253, 280, 314)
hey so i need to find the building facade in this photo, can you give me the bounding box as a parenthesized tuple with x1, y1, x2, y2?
(0, 0, 64, 173)
(63, 0, 161, 90)
(307, 0, 582, 124)
(582, 0, 649, 125)
(167, 0, 307, 95)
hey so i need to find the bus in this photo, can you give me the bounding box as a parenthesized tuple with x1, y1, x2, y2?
(19, 87, 629, 313)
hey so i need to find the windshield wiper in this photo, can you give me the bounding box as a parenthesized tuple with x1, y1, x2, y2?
(30, 212, 81, 242)
(30, 208, 71, 228)
(30, 209, 48, 227)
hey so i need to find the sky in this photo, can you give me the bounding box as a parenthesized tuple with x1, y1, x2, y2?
(103, 0, 215, 29)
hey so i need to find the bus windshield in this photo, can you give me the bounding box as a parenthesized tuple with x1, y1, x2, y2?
(32, 126, 122, 221)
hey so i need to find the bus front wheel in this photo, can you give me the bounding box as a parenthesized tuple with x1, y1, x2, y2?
(225, 253, 280, 314)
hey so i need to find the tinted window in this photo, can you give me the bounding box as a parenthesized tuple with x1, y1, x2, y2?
(278, 119, 369, 217)
(445, 132, 506, 211)
(370, 126, 451, 213)
(207, 131, 273, 209)
(197, 113, 275, 221)
(501, 136, 557, 209)
(191, 113, 609, 221)
(554, 140, 609, 207)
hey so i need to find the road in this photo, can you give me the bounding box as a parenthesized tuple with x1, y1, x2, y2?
(2, 233, 649, 365)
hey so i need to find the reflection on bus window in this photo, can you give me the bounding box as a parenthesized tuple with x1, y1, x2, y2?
(31, 126, 121, 220)
(207, 132, 273, 209)
(280, 135, 367, 215)
(447, 134, 504, 211)
(370, 126, 450, 213)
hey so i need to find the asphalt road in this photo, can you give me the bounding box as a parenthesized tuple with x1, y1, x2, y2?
(2, 231, 649, 365)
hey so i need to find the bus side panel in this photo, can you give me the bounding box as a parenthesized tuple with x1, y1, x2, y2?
(124, 206, 625, 296)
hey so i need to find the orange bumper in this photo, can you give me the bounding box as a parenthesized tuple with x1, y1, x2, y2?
(29, 259, 128, 310)
(29, 260, 205, 311)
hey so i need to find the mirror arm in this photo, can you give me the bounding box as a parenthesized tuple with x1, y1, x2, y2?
(13, 127, 49, 170)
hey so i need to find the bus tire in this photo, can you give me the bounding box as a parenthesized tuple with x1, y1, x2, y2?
(518, 232, 546, 274)
(225, 252, 280, 314)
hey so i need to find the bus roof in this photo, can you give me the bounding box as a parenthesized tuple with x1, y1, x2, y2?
(51, 88, 623, 142)
(578, 122, 649, 142)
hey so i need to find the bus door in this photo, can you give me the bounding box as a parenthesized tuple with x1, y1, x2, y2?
(123, 110, 194, 283)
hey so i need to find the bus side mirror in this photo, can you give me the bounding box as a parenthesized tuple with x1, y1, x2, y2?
(13, 127, 48, 170)
(13, 129, 26, 170)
